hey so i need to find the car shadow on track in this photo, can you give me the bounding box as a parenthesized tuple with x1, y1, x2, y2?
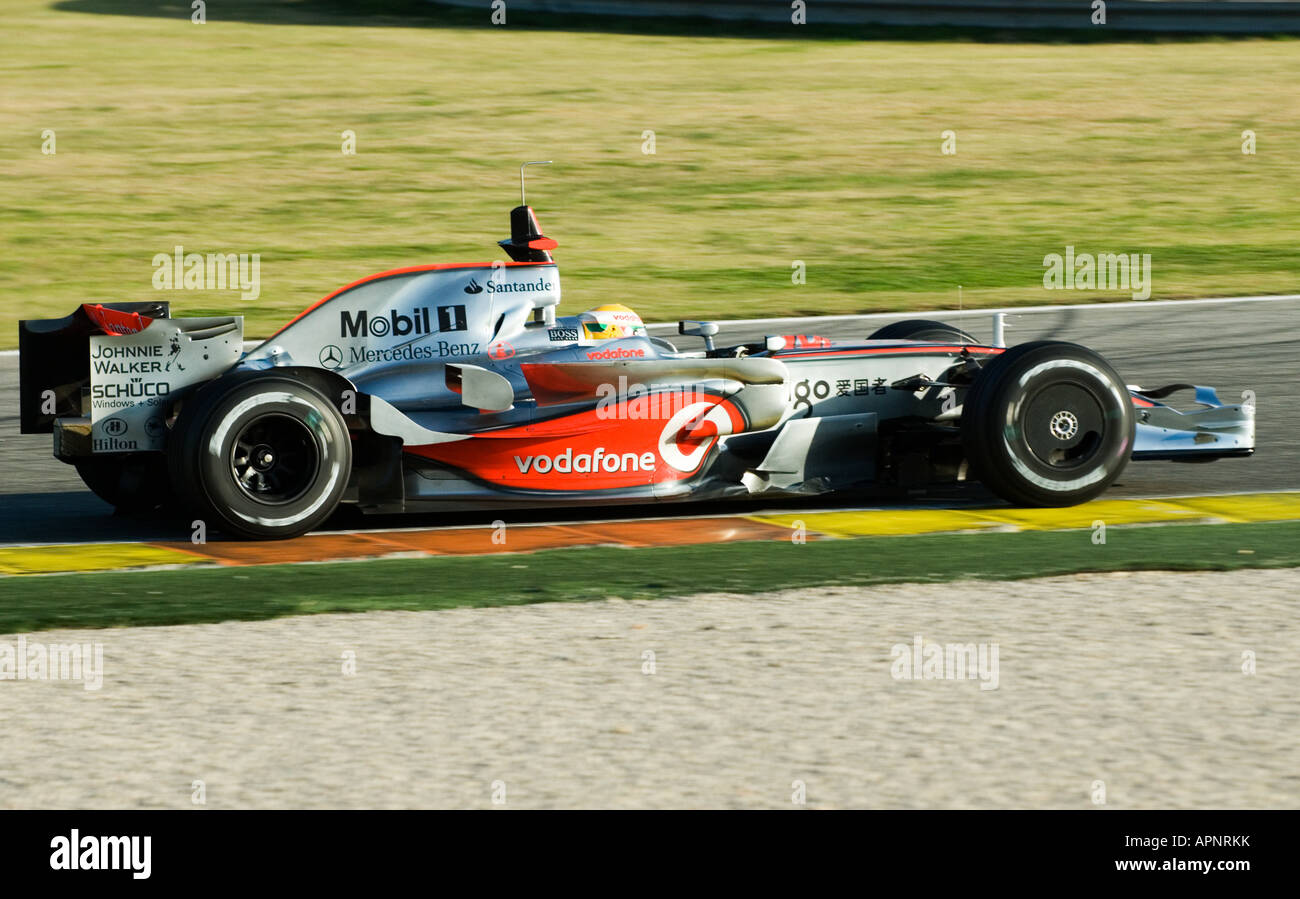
(0, 483, 1004, 546)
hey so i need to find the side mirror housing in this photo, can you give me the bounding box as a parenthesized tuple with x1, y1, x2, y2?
(678, 320, 719, 351)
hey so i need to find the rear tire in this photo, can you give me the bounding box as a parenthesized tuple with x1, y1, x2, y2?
(869, 319, 978, 344)
(960, 341, 1134, 507)
(168, 376, 351, 539)
(75, 453, 171, 513)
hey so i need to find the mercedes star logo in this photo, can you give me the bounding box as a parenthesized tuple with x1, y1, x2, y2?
(319, 344, 343, 369)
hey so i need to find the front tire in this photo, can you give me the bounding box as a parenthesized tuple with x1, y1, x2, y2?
(169, 376, 352, 539)
(960, 341, 1134, 507)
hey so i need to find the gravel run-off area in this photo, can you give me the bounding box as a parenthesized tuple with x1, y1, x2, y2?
(1, 567, 1297, 809)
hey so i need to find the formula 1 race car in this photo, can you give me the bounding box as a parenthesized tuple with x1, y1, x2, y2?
(18, 170, 1256, 539)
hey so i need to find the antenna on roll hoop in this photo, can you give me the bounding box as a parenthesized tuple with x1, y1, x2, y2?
(501, 162, 558, 264)
(519, 160, 552, 206)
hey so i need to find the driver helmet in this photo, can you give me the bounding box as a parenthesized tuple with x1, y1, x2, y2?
(578, 304, 647, 341)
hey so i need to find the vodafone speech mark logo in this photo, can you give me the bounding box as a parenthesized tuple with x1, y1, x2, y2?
(409, 393, 746, 491)
(659, 402, 734, 472)
(585, 347, 645, 361)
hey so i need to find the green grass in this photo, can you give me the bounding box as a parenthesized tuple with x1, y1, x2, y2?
(2, 520, 1298, 633)
(3, 1, 1299, 347)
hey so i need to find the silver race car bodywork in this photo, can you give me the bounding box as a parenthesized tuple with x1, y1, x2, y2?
(18, 187, 1255, 538)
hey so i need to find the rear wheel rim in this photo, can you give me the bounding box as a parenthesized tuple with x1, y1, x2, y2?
(229, 413, 320, 504)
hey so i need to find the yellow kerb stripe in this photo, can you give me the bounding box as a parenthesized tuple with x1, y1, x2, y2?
(748, 493, 1300, 538)
(0, 543, 204, 576)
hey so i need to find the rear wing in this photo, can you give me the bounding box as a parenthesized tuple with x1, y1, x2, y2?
(19, 302, 169, 434)
(19, 303, 243, 456)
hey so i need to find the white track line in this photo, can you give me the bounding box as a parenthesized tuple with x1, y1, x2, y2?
(4, 293, 1298, 357)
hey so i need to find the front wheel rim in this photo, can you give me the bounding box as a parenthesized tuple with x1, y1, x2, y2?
(1019, 381, 1107, 470)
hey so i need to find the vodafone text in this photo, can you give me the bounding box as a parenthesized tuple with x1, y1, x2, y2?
(585, 347, 645, 361)
(513, 447, 656, 474)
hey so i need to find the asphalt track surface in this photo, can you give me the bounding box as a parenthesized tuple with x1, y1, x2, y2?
(1, 296, 1296, 545)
